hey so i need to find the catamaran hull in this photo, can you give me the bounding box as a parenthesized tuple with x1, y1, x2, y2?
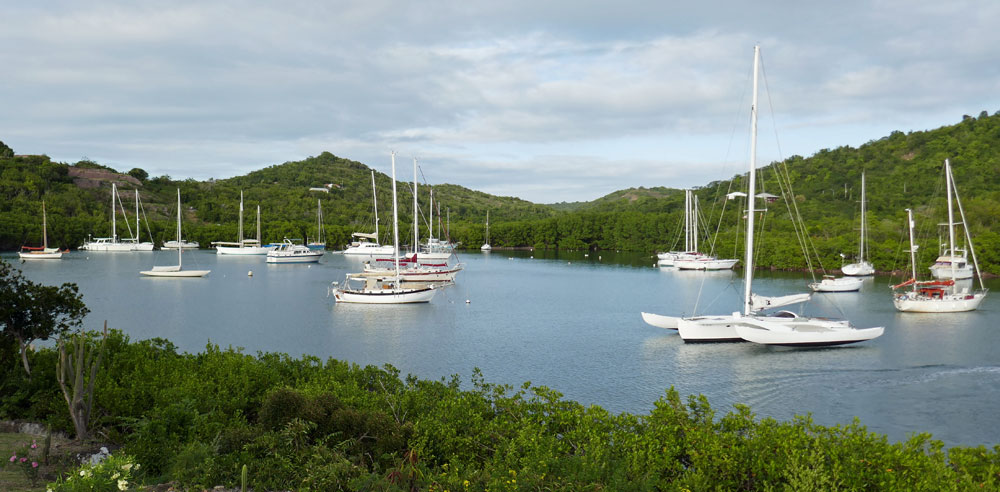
(82, 242, 154, 252)
(735, 324, 884, 347)
(677, 316, 744, 342)
(640, 312, 679, 329)
(893, 293, 986, 312)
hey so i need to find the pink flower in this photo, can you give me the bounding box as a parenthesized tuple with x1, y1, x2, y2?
(20, 457, 27, 463)
(9, 455, 15, 462)
(32, 462, 38, 468)
(31, 442, 37, 449)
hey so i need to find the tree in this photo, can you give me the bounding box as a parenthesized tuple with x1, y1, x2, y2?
(0, 140, 13, 159)
(0, 259, 89, 377)
(127, 167, 149, 182)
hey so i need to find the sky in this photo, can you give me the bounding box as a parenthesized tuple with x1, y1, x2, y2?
(2, 1, 999, 203)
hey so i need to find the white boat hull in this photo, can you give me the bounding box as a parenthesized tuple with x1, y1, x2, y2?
(266, 253, 323, 263)
(162, 240, 200, 250)
(140, 268, 210, 277)
(674, 258, 739, 270)
(216, 245, 274, 255)
(841, 261, 874, 276)
(82, 241, 153, 252)
(19, 251, 63, 260)
(333, 286, 437, 304)
(808, 276, 863, 292)
(929, 264, 974, 280)
(481, 244, 492, 251)
(735, 322, 884, 347)
(677, 315, 744, 342)
(640, 312, 679, 329)
(343, 244, 395, 257)
(893, 292, 986, 312)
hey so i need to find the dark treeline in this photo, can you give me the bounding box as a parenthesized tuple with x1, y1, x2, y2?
(3, 109, 1000, 273)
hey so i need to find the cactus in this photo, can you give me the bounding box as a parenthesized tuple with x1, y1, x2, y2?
(56, 322, 107, 441)
(241, 464, 248, 492)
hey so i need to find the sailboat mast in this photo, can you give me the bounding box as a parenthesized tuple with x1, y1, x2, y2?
(945, 159, 956, 281)
(176, 189, 182, 268)
(413, 157, 419, 255)
(743, 45, 760, 316)
(256, 205, 261, 244)
(135, 190, 139, 242)
(684, 190, 690, 251)
(860, 172, 866, 262)
(111, 183, 117, 241)
(391, 152, 401, 278)
(42, 201, 48, 249)
(238, 191, 244, 246)
(693, 193, 699, 253)
(429, 188, 434, 241)
(906, 208, 917, 289)
(371, 171, 379, 243)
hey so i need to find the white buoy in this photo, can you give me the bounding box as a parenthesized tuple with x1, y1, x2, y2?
(248, 270, 253, 277)
(465, 299, 471, 304)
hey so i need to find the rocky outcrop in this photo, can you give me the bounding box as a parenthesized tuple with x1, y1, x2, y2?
(67, 168, 141, 189)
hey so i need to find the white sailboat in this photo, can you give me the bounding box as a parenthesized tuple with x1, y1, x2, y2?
(213, 192, 275, 255)
(841, 172, 875, 276)
(343, 170, 396, 257)
(672, 190, 739, 270)
(415, 178, 453, 263)
(481, 210, 492, 251)
(19, 201, 63, 260)
(140, 189, 210, 277)
(808, 275, 863, 292)
(331, 152, 437, 304)
(643, 46, 883, 346)
(892, 160, 987, 312)
(81, 183, 155, 251)
(307, 199, 326, 250)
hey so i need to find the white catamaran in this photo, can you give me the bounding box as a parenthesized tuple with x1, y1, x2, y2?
(642, 46, 883, 347)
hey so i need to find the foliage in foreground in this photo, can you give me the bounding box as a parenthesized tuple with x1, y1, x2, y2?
(1, 329, 999, 491)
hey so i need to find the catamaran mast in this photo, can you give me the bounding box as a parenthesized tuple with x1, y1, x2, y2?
(744, 45, 760, 316)
(906, 208, 917, 290)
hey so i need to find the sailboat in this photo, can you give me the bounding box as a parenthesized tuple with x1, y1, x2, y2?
(413, 172, 453, 263)
(672, 190, 738, 270)
(343, 170, 395, 257)
(307, 199, 326, 250)
(19, 201, 63, 260)
(892, 160, 987, 312)
(841, 172, 874, 276)
(81, 183, 155, 251)
(331, 152, 437, 304)
(212, 191, 275, 255)
(481, 210, 492, 251)
(642, 46, 883, 347)
(140, 189, 210, 277)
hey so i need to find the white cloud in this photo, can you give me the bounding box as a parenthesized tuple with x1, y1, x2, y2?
(2, 1, 999, 202)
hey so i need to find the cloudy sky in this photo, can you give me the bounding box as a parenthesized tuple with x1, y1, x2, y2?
(3, 1, 998, 203)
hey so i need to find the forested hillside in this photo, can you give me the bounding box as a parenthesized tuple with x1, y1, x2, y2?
(2, 109, 1000, 273)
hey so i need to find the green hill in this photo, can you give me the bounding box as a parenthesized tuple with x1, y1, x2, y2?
(3, 109, 1000, 273)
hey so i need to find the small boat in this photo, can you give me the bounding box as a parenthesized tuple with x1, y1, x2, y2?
(892, 166, 988, 313)
(140, 189, 210, 277)
(343, 171, 396, 257)
(81, 183, 155, 251)
(361, 255, 464, 282)
(162, 240, 200, 250)
(481, 210, 492, 251)
(19, 201, 63, 260)
(664, 190, 737, 270)
(267, 239, 324, 263)
(733, 312, 884, 347)
(841, 172, 875, 276)
(808, 275, 863, 292)
(213, 191, 275, 255)
(307, 199, 326, 250)
(331, 152, 438, 304)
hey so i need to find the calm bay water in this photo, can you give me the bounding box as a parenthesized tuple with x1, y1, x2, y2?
(9, 249, 1000, 447)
